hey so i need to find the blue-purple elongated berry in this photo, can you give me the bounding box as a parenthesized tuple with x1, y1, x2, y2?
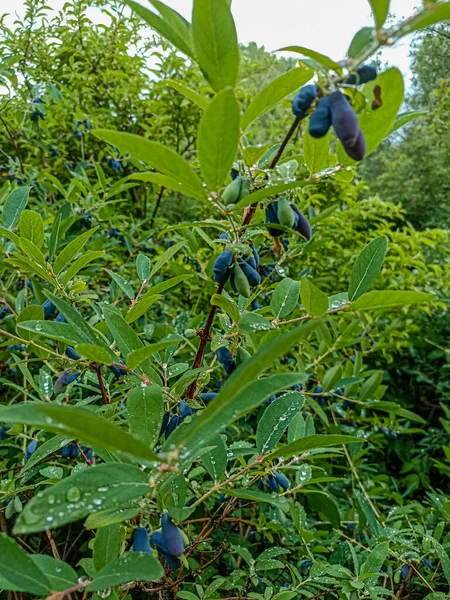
(292, 84, 318, 118)
(274, 471, 290, 490)
(54, 370, 80, 394)
(423, 558, 432, 569)
(0, 306, 12, 319)
(83, 447, 94, 463)
(54, 312, 66, 323)
(265, 202, 281, 237)
(159, 411, 170, 437)
(69, 444, 79, 459)
(65, 347, 81, 360)
(109, 227, 119, 238)
(216, 347, 236, 376)
(0, 426, 9, 440)
(346, 64, 377, 85)
(400, 565, 409, 581)
(329, 91, 366, 161)
(25, 439, 37, 460)
(291, 204, 312, 240)
(165, 415, 181, 439)
(313, 385, 325, 406)
(150, 531, 180, 569)
(7, 345, 25, 352)
(200, 393, 218, 404)
(251, 299, 262, 311)
(42, 299, 57, 320)
(61, 445, 71, 458)
(133, 527, 152, 554)
(161, 513, 185, 557)
(179, 401, 194, 419)
(267, 475, 279, 492)
(237, 259, 261, 287)
(213, 250, 234, 285)
(309, 96, 332, 139)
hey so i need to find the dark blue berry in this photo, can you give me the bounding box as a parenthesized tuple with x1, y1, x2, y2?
(213, 250, 234, 284)
(65, 347, 81, 360)
(292, 85, 318, 118)
(133, 527, 152, 553)
(346, 64, 377, 85)
(179, 401, 194, 419)
(159, 411, 170, 437)
(200, 393, 218, 404)
(25, 439, 38, 460)
(309, 95, 332, 139)
(216, 347, 236, 376)
(400, 565, 409, 581)
(42, 299, 57, 320)
(274, 471, 290, 490)
(165, 415, 181, 439)
(54, 312, 66, 323)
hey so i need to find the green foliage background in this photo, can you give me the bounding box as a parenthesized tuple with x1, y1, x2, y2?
(0, 1, 449, 599)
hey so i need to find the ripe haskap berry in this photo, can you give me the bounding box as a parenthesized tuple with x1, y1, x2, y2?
(109, 359, 127, 378)
(150, 531, 181, 569)
(0, 305, 12, 319)
(213, 250, 234, 284)
(42, 299, 57, 320)
(346, 64, 377, 85)
(291, 204, 312, 240)
(65, 347, 81, 360)
(309, 96, 332, 138)
(161, 513, 185, 557)
(83, 447, 94, 463)
(165, 415, 181, 439)
(61, 445, 71, 459)
(265, 202, 281, 237)
(400, 565, 409, 581)
(54, 370, 80, 393)
(7, 345, 25, 352)
(313, 385, 325, 406)
(251, 299, 262, 311)
(267, 475, 279, 492)
(329, 91, 366, 161)
(266, 395, 277, 405)
(200, 392, 218, 404)
(133, 527, 152, 554)
(216, 347, 236, 376)
(25, 439, 37, 460)
(108, 227, 119, 238)
(55, 312, 66, 323)
(423, 558, 432, 569)
(237, 259, 261, 287)
(292, 84, 318, 118)
(159, 411, 170, 437)
(69, 443, 79, 459)
(0, 426, 9, 440)
(179, 401, 194, 419)
(274, 471, 290, 490)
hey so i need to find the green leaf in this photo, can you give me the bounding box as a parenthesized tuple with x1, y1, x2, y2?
(192, 0, 240, 92)
(93, 524, 121, 571)
(148, 274, 193, 296)
(23, 434, 70, 472)
(60, 251, 105, 284)
(0, 404, 160, 464)
(322, 365, 344, 392)
(150, 240, 186, 278)
(75, 343, 116, 364)
(53, 227, 98, 274)
(338, 68, 404, 164)
(360, 542, 389, 575)
(349, 290, 433, 312)
(19, 238, 46, 266)
(0, 224, 20, 244)
(87, 552, 164, 591)
(348, 236, 388, 301)
(268, 434, 362, 460)
(128, 384, 164, 449)
(48, 212, 62, 260)
(367, 401, 426, 424)
(238, 312, 273, 334)
(126, 335, 184, 370)
(232, 180, 309, 212)
(2, 186, 30, 230)
(85, 506, 140, 529)
(242, 66, 313, 130)
(197, 88, 240, 191)
(368, 0, 390, 28)
(304, 129, 329, 174)
(125, 294, 161, 324)
(271, 277, 300, 319)
(45, 292, 108, 348)
(307, 492, 340, 528)
(276, 46, 342, 74)
(165, 79, 209, 110)
(17, 320, 85, 346)
(347, 27, 376, 58)
(256, 392, 304, 454)
(14, 463, 150, 534)
(123, 0, 194, 57)
(430, 538, 450, 585)
(29, 555, 78, 592)
(300, 278, 328, 316)
(129, 172, 208, 203)
(211, 293, 240, 324)
(398, 2, 450, 37)
(387, 110, 426, 135)
(106, 268, 135, 299)
(354, 489, 384, 537)
(171, 321, 320, 462)
(19, 210, 44, 249)
(0, 533, 51, 595)
(93, 130, 206, 202)
(202, 434, 227, 481)
(136, 253, 151, 282)
(222, 489, 287, 508)
(4, 255, 54, 284)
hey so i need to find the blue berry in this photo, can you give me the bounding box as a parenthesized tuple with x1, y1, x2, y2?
(274, 471, 290, 490)
(42, 299, 57, 320)
(216, 347, 236, 376)
(65, 347, 81, 360)
(292, 85, 318, 118)
(213, 250, 234, 285)
(133, 527, 152, 553)
(25, 439, 38, 460)
(179, 401, 194, 419)
(200, 393, 218, 404)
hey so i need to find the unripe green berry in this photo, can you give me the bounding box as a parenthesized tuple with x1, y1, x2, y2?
(222, 177, 242, 206)
(277, 198, 296, 228)
(233, 263, 251, 298)
(184, 328, 197, 339)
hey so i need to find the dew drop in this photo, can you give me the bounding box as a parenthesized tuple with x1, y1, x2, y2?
(66, 487, 81, 502)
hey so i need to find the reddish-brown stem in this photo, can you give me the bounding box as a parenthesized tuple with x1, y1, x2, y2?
(269, 116, 301, 170)
(185, 282, 224, 399)
(93, 364, 108, 404)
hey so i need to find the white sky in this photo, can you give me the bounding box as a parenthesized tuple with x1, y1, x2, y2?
(4, 0, 422, 85)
